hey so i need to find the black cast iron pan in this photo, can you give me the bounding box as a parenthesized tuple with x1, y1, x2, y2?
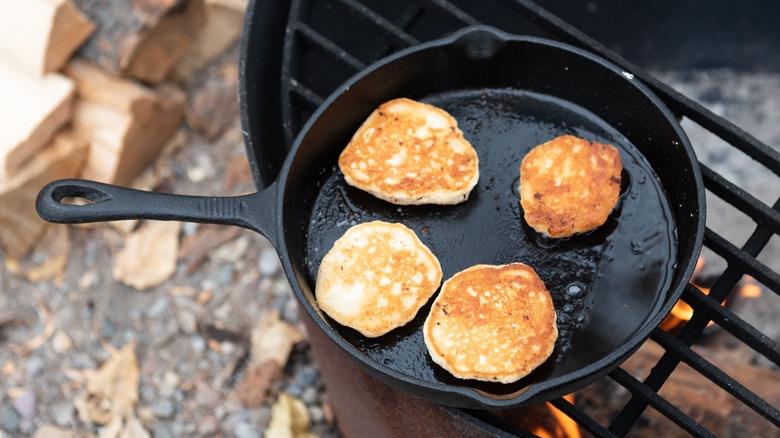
(36, 26, 705, 409)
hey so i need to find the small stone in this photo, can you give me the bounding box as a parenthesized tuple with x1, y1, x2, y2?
(183, 222, 199, 235)
(308, 405, 324, 423)
(151, 399, 176, 419)
(272, 278, 292, 296)
(52, 330, 73, 353)
(258, 249, 281, 276)
(12, 390, 35, 419)
(255, 406, 272, 429)
(214, 303, 231, 321)
(301, 386, 318, 405)
(147, 297, 170, 318)
(1, 407, 20, 433)
(71, 354, 96, 369)
(282, 298, 299, 323)
(191, 336, 206, 353)
(52, 401, 73, 426)
(284, 385, 303, 398)
(153, 423, 174, 438)
(161, 370, 180, 393)
(24, 356, 44, 380)
(141, 385, 157, 404)
(198, 415, 219, 436)
(195, 382, 221, 407)
(233, 422, 257, 438)
(295, 366, 320, 388)
(212, 265, 234, 287)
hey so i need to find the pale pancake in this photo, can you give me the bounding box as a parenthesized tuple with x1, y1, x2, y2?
(520, 135, 622, 238)
(424, 263, 557, 384)
(338, 98, 479, 205)
(316, 221, 442, 337)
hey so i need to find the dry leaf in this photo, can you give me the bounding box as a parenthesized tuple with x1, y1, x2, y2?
(236, 361, 279, 408)
(250, 312, 304, 367)
(265, 393, 316, 438)
(113, 221, 182, 290)
(236, 312, 303, 407)
(13, 300, 56, 355)
(73, 342, 141, 429)
(34, 424, 76, 438)
(6, 225, 69, 283)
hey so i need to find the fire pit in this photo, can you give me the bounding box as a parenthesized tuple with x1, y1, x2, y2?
(239, 0, 780, 436)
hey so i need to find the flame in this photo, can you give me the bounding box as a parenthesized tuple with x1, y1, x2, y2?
(532, 394, 581, 438)
(740, 279, 762, 298)
(661, 258, 763, 332)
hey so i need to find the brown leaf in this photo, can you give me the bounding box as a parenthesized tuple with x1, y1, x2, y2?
(34, 424, 77, 438)
(73, 342, 140, 426)
(236, 312, 303, 408)
(266, 393, 316, 438)
(250, 311, 304, 368)
(13, 300, 56, 356)
(6, 225, 69, 283)
(113, 221, 182, 290)
(236, 361, 279, 408)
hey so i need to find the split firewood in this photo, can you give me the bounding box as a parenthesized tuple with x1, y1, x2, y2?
(0, 0, 94, 77)
(0, 130, 87, 258)
(65, 60, 186, 185)
(0, 62, 75, 180)
(72, 0, 206, 83)
(172, 0, 247, 82)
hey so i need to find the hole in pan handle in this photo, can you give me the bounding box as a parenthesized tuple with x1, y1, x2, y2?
(35, 178, 275, 237)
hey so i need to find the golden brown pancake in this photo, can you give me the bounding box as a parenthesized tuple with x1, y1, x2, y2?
(316, 221, 442, 337)
(520, 135, 622, 238)
(338, 98, 479, 205)
(424, 263, 557, 383)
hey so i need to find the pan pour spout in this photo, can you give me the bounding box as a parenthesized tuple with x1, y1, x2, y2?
(452, 25, 508, 60)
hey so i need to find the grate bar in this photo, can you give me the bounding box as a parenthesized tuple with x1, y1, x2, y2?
(704, 227, 780, 294)
(294, 22, 367, 71)
(701, 164, 780, 235)
(682, 284, 780, 367)
(611, 198, 779, 434)
(288, 79, 324, 109)
(417, 0, 481, 26)
(609, 368, 715, 437)
(506, 0, 780, 178)
(333, 0, 419, 47)
(549, 397, 616, 437)
(652, 329, 780, 428)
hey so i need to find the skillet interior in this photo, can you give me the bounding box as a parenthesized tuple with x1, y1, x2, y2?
(276, 28, 702, 407)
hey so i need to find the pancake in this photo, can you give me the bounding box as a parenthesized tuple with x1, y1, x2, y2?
(520, 135, 622, 238)
(338, 98, 479, 205)
(316, 221, 443, 337)
(424, 263, 557, 383)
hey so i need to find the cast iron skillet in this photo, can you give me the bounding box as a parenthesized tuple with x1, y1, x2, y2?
(36, 26, 705, 409)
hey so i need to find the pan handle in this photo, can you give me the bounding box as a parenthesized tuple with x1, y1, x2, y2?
(36, 179, 276, 237)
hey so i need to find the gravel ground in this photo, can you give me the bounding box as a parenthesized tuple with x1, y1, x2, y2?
(1, 67, 778, 437)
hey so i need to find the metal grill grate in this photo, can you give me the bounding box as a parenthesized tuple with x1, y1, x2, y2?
(261, 0, 780, 435)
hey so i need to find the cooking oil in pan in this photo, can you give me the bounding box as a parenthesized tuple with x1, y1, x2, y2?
(304, 88, 677, 393)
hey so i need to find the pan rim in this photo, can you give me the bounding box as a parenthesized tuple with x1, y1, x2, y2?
(272, 25, 706, 408)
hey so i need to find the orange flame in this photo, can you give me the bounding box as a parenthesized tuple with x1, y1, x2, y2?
(661, 258, 763, 332)
(532, 394, 581, 438)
